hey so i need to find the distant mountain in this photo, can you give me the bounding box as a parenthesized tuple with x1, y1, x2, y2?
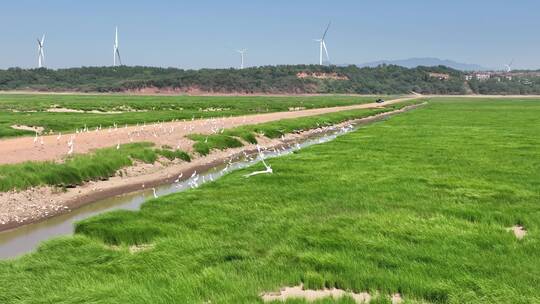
(355, 57, 489, 71)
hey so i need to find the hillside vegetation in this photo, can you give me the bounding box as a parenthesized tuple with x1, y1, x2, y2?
(0, 65, 476, 94)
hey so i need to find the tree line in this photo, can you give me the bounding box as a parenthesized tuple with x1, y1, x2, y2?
(0, 64, 539, 94)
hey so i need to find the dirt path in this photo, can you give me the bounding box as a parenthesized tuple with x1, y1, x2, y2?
(0, 96, 415, 165)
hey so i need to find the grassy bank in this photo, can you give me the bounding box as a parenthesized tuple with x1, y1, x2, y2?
(0, 94, 384, 138)
(0, 100, 411, 192)
(0, 98, 539, 303)
(0, 143, 190, 192)
(189, 99, 423, 155)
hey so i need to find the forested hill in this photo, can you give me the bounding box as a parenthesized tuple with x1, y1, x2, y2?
(0, 64, 539, 95)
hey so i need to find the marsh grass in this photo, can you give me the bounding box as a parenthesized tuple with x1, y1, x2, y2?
(188, 134, 245, 155)
(189, 100, 423, 155)
(0, 99, 539, 303)
(0, 143, 190, 191)
(156, 148, 191, 162)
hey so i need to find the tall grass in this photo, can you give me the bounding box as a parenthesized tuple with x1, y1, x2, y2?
(0, 143, 190, 191)
(0, 98, 538, 303)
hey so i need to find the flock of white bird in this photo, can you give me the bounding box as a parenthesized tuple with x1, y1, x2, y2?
(31, 116, 233, 156)
(30, 114, 356, 200)
(153, 122, 355, 199)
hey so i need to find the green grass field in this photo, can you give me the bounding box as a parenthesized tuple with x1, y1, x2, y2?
(0, 94, 384, 138)
(0, 98, 539, 303)
(0, 100, 417, 192)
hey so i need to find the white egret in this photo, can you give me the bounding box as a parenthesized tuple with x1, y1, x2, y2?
(174, 173, 183, 183)
(244, 145, 273, 177)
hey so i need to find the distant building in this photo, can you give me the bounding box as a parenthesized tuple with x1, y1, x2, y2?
(465, 73, 491, 81)
(428, 72, 450, 80)
(474, 73, 491, 81)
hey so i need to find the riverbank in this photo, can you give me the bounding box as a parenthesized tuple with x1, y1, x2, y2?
(0, 103, 425, 232)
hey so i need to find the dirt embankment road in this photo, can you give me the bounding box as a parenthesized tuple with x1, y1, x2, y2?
(0, 97, 416, 165)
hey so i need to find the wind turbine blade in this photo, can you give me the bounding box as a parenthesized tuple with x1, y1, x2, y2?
(322, 21, 331, 40)
(41, 34, 45, 45)
(115, 26, 118, 46)
(322, 41, 329, 62)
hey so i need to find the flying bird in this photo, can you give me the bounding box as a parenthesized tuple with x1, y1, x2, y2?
(244, 145, 273, 178)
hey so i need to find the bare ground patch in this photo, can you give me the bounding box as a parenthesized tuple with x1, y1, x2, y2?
(46, 108, 123, 114)
(260, 284, 403, 303)
(11, 125, 44, 134)
(261, 285, 371, 303)
(507, 225, 527, 239)
(108, 243, 155, 253)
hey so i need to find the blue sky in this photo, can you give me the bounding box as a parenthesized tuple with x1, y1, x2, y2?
(1, 0, 539, 70)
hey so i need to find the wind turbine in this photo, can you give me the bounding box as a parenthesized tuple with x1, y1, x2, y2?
(314, 22, 331, 65)
(505, 59, 514, 73)
(37, 34, 45, 68)
(113, 26, 122, 66)
(237, 49, 247, 69)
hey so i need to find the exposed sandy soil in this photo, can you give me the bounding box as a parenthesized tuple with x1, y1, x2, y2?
(260, 284, 403, 303)
(0, 104, 423, 232)
(296, 72, 349, 80)
(46, 108, 123, 114)
(508, 225, 527, 239)
(260, 285, 371, 303)
(0, 97, 414, 165)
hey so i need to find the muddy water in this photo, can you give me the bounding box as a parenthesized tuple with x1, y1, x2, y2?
(0, 122, 362, 259)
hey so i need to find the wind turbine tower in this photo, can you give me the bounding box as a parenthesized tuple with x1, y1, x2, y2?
(237, 49, 247, 69)
(37, 34, 45, 68)
(315, 22, 331, 65)
(113, 26, 122, 66)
